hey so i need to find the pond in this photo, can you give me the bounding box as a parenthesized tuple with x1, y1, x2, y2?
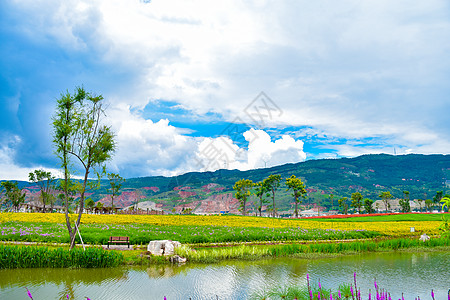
(0, 251, 448, 299)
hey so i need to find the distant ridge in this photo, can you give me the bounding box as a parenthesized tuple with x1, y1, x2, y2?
(8, 154, 450, 211)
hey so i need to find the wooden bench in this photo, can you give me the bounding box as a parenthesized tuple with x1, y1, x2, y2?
(107, 236, 130, 248)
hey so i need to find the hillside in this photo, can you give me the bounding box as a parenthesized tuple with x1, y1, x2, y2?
(9, 154, 450, 213)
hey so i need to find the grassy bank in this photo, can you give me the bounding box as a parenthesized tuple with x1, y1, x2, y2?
(0, 245, 124, 268)
(1, 236, 449, 268)
(175, 237, 450, 263)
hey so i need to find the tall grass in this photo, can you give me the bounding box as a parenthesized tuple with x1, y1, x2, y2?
(177, 237, 450, 263)
(0, 245, 124, 268)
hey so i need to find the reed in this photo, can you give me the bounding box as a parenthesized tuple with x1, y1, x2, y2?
(0, 245, 124, 268)
(177, 237, 450, 263)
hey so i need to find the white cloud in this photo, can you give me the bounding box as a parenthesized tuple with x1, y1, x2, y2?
(196, 129, 306, 172)
(106, 104, 199, 177)
(106, 105, 307, 177)
(0, 135, 62, 181)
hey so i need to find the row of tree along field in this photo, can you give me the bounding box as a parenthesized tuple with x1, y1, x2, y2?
(233, 175, 307, 218)
(233, 175, 450, 217)
(0, 172, 125, 214)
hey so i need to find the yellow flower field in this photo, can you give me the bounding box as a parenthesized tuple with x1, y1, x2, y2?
(0, 212, 440, 236)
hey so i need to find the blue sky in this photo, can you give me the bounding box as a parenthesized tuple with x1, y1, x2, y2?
(1, 0, 450, 180)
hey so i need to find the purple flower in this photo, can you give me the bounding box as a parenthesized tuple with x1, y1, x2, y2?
(338, 290, 341, 299)
(26, 288, 33, 300)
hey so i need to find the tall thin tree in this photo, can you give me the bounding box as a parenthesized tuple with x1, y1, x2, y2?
(53, 87, 116, 249)
(379, 191, 393, 213)
(107, 172, 125, 213)
(351, 192, 363, 214)
(254, 181, 269, 217)
(233, 179, 254, 216)
(263, 174, 282, 218)
(28, 169, 55, 213)
(285, 175, 307, 218)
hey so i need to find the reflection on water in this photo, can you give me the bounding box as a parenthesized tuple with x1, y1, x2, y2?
(0, 251, 448, 299)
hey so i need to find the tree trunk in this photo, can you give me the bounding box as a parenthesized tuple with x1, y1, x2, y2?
(294, 196, 298, 218)
(71, 167, 89, 249)
(272, 192, 276, 218)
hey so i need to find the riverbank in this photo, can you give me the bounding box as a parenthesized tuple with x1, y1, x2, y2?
(1, 236, 449, 267)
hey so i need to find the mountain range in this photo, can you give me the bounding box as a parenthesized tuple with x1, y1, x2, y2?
(12, 154, 450, 214)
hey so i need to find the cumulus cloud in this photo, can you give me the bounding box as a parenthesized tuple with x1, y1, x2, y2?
(106, 104, 199, 177)
(106, 105, 306, 177)
(197, 129, 306, 172)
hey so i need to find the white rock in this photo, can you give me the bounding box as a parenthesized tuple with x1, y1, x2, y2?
(147, 240, 181, 256)
(419, 233, 430, 242)
(169, 255, 187, 264)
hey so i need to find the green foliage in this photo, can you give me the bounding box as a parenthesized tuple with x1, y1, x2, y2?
(0, 181, 26, 212)
(425, 199, 433, 212)
(233, 179, 254, 216)
(285, 175, 307, 217)
(439, 215, 450, 238)
(338, 197, 348, 215)
(0, 245, 123, 268)
(350, 192, 363, 214)
(107, 172, 125, 210)
(441, 196, 450, 211)
(254, 181, 269, 217)
(85, 198, 95, 212)
(317, 213, 447, 222)
(28, 169, 56, 212)
(363, 198, 374, 214)
(263, 174, 282, 217)
(378, 191, 393, 212)
(398, 190, 411, 213)
(52, 87, 116, 249)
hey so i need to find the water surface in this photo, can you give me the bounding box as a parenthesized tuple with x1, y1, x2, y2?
(0, 251, 448, 299)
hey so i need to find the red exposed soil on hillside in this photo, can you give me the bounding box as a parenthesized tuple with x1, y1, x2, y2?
(178, 190, 196, 198)
(195, 193, 240, 214)
(99, 191, 146, 208)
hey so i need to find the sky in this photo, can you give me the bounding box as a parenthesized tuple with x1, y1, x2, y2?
(1, 0, 450, 181)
